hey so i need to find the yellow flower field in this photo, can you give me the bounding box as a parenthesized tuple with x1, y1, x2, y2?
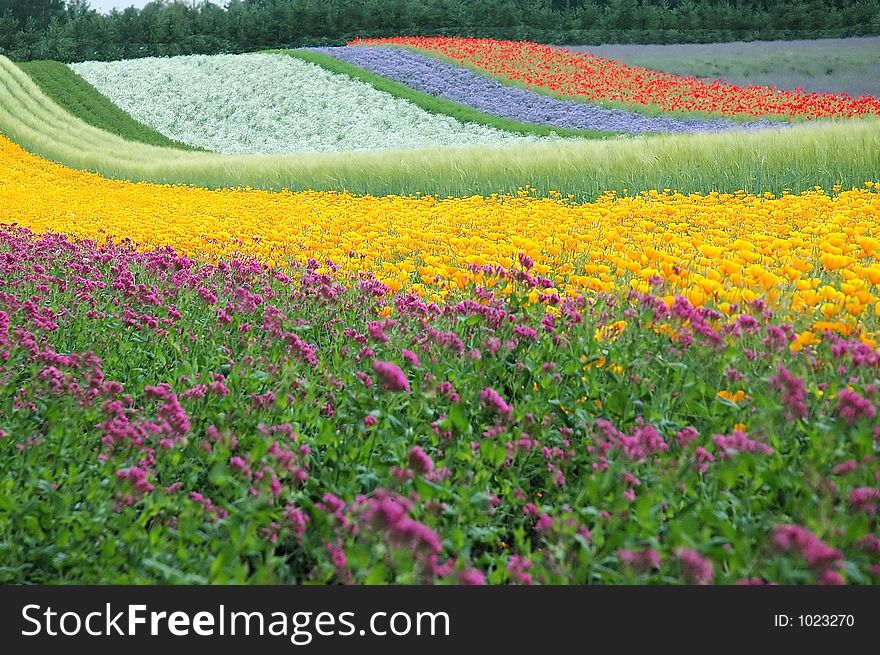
(1, 135, 878, 333)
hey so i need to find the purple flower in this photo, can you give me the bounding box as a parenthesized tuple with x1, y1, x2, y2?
(535, 514, 554, 532)
(479, 386, 513, 419)
(364, 493, 442, 559)
(401, 348, 420, 367)
(832, 459, 857, 475)
(677, 426, 699, 448)
(693, 446, 715, 473)
(116, 466, 153, 494)
(618, 547, 662, 573)
(771, 524, 843, 573)
(229, 455, 252, 479)
(836, 388, 876, 424)
(506, 555, 534, 585)
(372, 359, 411, 393)
(849, 487, 880, 515)
(408, 446, 434, 475)
(284, 504, 309, 539)
(458, 568, 486, 585)
(677, 549, 714, 585)
(712, 429, 774, 458)
(769, 365, 808, 420)
(819, 570, 845, 585)
(269, 473, 282, 497)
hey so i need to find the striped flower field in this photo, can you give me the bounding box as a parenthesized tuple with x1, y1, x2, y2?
(0, 37, 878, 585)
(354, 37, 880, 120)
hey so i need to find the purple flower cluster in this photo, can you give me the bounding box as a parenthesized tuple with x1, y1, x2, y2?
(310, 46, 784, 134)
(676, 549, 714, 585)
(771, 524, 845, 583)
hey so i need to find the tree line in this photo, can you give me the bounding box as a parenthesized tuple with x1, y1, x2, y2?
(2, 0, 878, 62)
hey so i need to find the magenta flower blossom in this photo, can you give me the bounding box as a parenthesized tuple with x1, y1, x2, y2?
(326, 540, 348, 576)
(835, 388, 876, 424)
(361, 491, 443, 570)
(831, 459, 857, 475)
(819, 569, 845, 585)
(535, 514, 554, 532)
(115, 466, 154, 502)
(694, 446, 715, 473)
(372, 359, 411, 393)
(676, 426, 699, 448)
(507, 555, 534, 585)
(269, 473, 282, 497)
(458, 568, 487, 585)
(401, 348, 420, 367)
(712, 429, 773, 458)
(181, 384, 208, 399)
(229, 455, 252, 479)
(479, 386, 513, 419)
(618, 547, 662, 573)
(607, 421, 669, 462)
(144, 383, 190, 448)
(436, 381, 460, 403)
(283, 504, 309, 539)
(408, 446, 434, 475)
(513, 325, 538, 341)
(858, 534, 880, 553)
(250, 390, 275, 407)
(677, 549, 714, 585)
(849, 487, 880, 515)
(367, 320, 391, 344)
(6, 227, 880, 585)
(771, 524, 843, 574)
(769, 365, 808, 420)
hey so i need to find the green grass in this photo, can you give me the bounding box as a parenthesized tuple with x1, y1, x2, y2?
(17, 60, 202, 151)
(1, 55, 878, 200)
(274, 48, 620, 140)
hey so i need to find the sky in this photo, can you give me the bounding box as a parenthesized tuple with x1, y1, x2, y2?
(88, 0, 219, 13)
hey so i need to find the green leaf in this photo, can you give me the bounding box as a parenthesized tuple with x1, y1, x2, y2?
(448, 402, 469, 434)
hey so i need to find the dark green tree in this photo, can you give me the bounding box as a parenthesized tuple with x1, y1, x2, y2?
(0, 0, 878, 61)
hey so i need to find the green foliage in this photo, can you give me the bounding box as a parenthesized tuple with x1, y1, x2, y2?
(17, 60, 201, 150)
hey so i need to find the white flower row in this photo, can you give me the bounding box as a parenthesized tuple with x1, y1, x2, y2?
(70, 53, 541, 154)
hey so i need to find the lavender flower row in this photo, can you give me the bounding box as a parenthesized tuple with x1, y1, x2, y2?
(310, 46, 784, 134)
